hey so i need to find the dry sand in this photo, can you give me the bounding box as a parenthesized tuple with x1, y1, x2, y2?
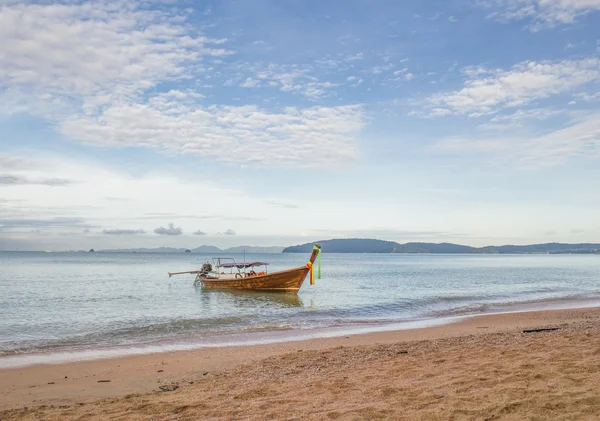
(1, 307, 600, 420)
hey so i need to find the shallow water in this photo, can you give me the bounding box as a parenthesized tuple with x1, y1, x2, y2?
(1, 252, 600, 365)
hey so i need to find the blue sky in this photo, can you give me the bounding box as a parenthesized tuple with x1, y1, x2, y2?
(1, 0, 600, 250)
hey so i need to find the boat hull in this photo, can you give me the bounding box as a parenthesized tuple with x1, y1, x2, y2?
(200, 266, 310, 293)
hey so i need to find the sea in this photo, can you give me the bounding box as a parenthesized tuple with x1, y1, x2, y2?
(1, 251, 600, 368)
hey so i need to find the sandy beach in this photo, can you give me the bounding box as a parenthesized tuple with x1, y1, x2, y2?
(1, 307, 600, 420)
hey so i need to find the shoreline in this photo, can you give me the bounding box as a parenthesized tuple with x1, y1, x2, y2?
(3, 296, 600, 370)
(2, 305, 600, 416)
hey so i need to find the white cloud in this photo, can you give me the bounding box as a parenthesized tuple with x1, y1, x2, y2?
(423, 58, 600, 117)
(303, 81, 340, 99)
(154, 223, 183, 235)
(103, 228, 146, 235)
(0, 152, 35, 169)
(345, 52, 364, 62)
(431, 113, 600, 167)
(392, 68, 415, 82)
(369, 64, 394, 75)
(574, 91, 600, 101)
(489, 108, 565, 122)
(0, 217, 96, 234)
(223, 61, 342, 99)
(314, 52, 363, 66)
(408, 107, 453, 118)
(240, 78, 261, 88)
(477, 108, 566, 130)
(264, 200, 299, 209)
(481, 0, 600, 30)
(0, 0, 231, 116)
(0, 1, 364, 168)
(252, 64, 339, 99)
(0, 174, 73, 186)
(60, 98, 364, 167)
(0, 152, 76, 187)
(313, 52, 363, 69)
(314, 58, 343, 68)
(0, 152, 333, 247)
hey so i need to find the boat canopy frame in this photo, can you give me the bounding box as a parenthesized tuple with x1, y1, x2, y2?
(198, 257, 269, 281)
(216, 258, 269, 269)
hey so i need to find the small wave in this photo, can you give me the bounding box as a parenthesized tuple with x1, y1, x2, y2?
(0, 315, 252, 356)
(423, 294, 600, 319)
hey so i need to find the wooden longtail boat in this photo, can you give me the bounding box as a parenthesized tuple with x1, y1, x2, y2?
(168, 244, 321, 293)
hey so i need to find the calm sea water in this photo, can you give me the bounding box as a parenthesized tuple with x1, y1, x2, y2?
(1, 252, 600, 366)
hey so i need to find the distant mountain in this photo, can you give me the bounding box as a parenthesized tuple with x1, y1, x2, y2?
(224, 246, 283, 253)
(93, 239, 600, 254)
(192, 245, 223, 253)
(482, 243, 600, 254)
(99, 247, 188, 253)
(402, 242, 477, 253)
(193, 245, 284, 253)
(283, 239, 600, 254)
(99, 245, 284, 253)
(283, 239, 400, 253)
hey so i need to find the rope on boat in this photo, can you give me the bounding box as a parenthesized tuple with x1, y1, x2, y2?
(306, 262, 313, 285)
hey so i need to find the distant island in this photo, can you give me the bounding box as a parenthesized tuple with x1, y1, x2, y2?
(88, 239, 600, 255)
(282, 239, 600, 254)
(98, 245, 285, 254)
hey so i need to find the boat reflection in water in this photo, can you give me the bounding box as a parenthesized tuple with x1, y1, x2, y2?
(199, 288, 304, 307)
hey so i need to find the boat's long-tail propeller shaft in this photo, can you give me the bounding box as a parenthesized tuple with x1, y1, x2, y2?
(168, 270, 201, 278)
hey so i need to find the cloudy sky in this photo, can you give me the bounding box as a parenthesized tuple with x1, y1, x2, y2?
(1, 0, 600, 251)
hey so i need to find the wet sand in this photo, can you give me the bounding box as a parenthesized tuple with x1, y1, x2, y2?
(1, 307, 600, 420)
